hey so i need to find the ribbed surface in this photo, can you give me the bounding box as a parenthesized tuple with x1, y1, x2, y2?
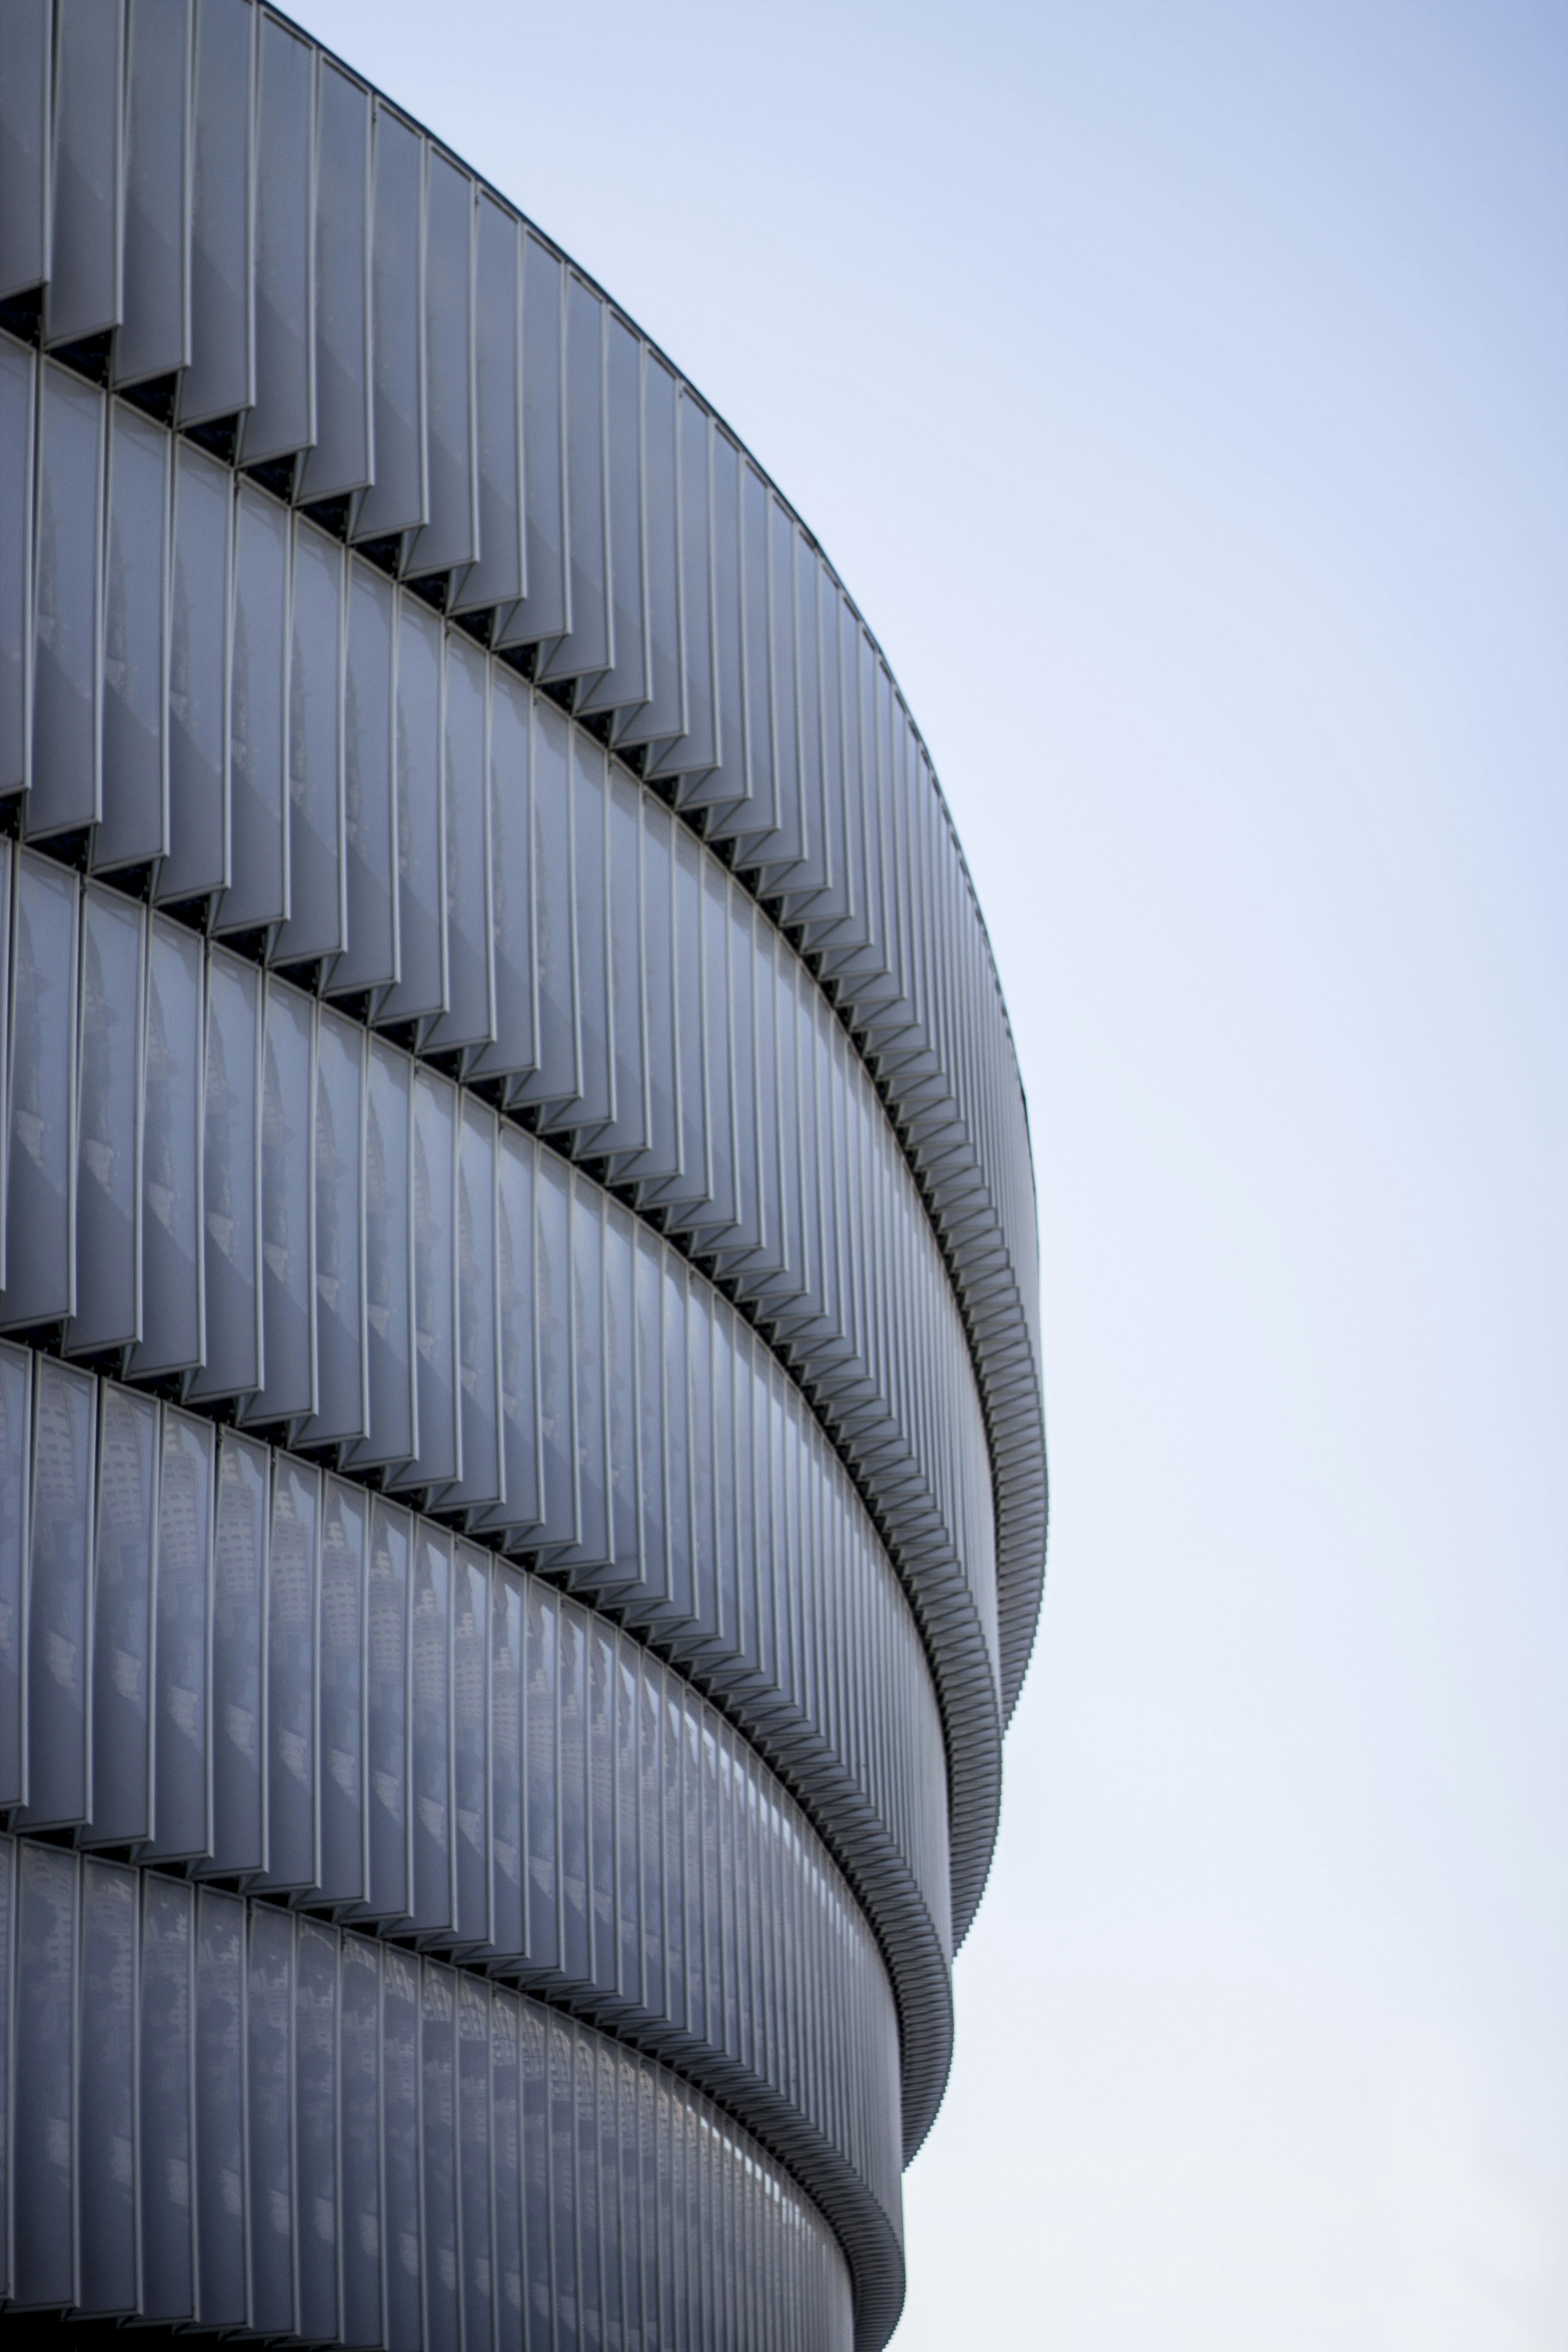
(0, 1349, 906, 2318)
(0, 1837, 857, 2348)
(0, 6, 1047, 2342)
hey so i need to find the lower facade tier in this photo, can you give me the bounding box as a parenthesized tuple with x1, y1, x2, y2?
(0, 1836, 857, 2350)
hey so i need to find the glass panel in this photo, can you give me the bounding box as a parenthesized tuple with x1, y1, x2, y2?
(46, 0, 125, 346)
(148, 1406, 214, 1862)
(117, 0, 193, 385)
(96, 399, 169, 867)
(70, 882, 144, 1351)
(188, 944, 263, 1403)
(30, 360, 102, 834)
(179, 0, 254, 426)
(159, 440, 231, 901)
(298, 61, 372, 502)
(216, 482, 290, 934)
(128, 914, 204, 1376)
(241, 15, 314, 468)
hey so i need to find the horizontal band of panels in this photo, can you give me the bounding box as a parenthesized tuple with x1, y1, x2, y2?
(0, 526, 1008, 1966)
(0, 0, 1046, 1722)
(0, 841, 959, 2149)
(0, 1351, 905, 2311)
(0, 1837, 861, 2350)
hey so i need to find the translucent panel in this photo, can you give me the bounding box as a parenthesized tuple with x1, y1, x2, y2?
(0, 0, 51, 300)
(379, 592, 445, 1021)
(447, 1095, 499, 1509)
(348, 1035, 415, 1470)
(295, 1917, 340, 2340)
(364, 1494, 412, 1920)
(3, 851, 80, 1327)
(216, 482, 290, 933)
(159, 439, 231, 901)
(476, 1119, 538, 1537)
(70, 882, 145, 1352)
(178, 0, 254, 427)
(381, 1945, 423, 2345)
(453, 193, 524, 613)
(128, 914, 204, 1376)
(0, 1342, 32, 1809)
(86, 1382, 159, 1844)
(246, 1901, 295, 2333)
(188, 944, 263, 1402)
(427, 630, 492, 1052)
(339, 1930, 383, 2346)
(148, 1406, 214, 1862)
(509, 695, 575, 1113)
(298, 61, 372, 503)
(205, 1428, 267, 1874)
(29, 360, 103, 835)
(46, 0, 125, 347)
(355, 104, 424, 542)
(263, 1453, 319, 1891)
(451, 1543, 490, 1944)
(303, 1006, 366, 1443)
(20, 1355, 95, 1829)
(193, 1886, 246, 2324)
(278, 516, 346, 961)
(240, 15, 315, 469)
(96, 399, 170, 870)
(331, 557, 399, 991)
(410, 1519, 452, 1933)
(117, 0, 193, 387)
(244, 977, 314, 1421)
(0, 335, 32, 798)
(494, 234, 565, 648)
(409, 151, 477, 580)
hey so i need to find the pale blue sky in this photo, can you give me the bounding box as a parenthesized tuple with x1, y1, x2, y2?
(294, 3, 1567, 2341)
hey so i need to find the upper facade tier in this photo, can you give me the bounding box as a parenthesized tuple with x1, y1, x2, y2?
(0, 0, 1047, 1732)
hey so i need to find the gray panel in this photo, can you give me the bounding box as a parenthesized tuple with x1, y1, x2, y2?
(354, 104, 424, 543)
(45, 0, 126, 347)
(277, 514, 346, 961)
(379, 590, 445, 1021)
(395, 1063, 458, 1489)
(216, 480, 289, 933)
(444, 1093, 499, 1510)
(649, 390, 717, 780)
(77, 1858, 138, 2312)
(128, 912, 204, 1376)
(188, 943, 263, 1401)
(317, 1476, 367, 1903)
(339, 1928, 383, 2346)
(29, 360, 103, 835)
(0, 1341, 32, 1809)
(261, 1451, 318, 1891)
(12, 1839, 77, 2306)
(178, 0, 254, 428)
(363, 1494, 411, 1921)
(246, 1898, 295, 2333)
(410, 1517, 452, 1934)
(19, 1355, 95, 1829)
(0, 0, 51, 300)
(146, 1405, 214, 1861)
(408, 150, 477, 580)
(451, 190, 524, 613)
(85, 1381, 159, 1844)
(579, 314, 648, 722)
(193, 1886, 246, 2324)
(158, 438, 231, 902)
(494, 233, 565, 649)
(330, 555, 399, 991)
(616, 352, 680, 749)
(346, 1033, 415, 1470)
(238, 12, 314, 468)
(295, 1915, 339, 2340)
(426, 627, 492, 1053)
(70, 882, 145, 1352)
(538, 273, 609, 684)
(96, 399, 171, 869)
(242, 975, 314, 1420)
(301, 1005, 366, 1444)
(117, 0, 194, 388)
(0, 334, 32, 798)
(297, 59, 372, 502)
(3, 850, 80, 1328)
(204, 1427, 267, 1875)
(139, 1873, 195, 2319)
(467, 657, 535, 1082)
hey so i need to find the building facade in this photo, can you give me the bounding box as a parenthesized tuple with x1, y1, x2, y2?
(0, 5, 1047, 2346)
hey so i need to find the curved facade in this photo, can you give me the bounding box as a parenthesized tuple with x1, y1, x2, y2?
(0, 4, 1046, 2346)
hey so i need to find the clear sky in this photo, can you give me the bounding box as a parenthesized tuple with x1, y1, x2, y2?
(293, 3, 1567, 2341)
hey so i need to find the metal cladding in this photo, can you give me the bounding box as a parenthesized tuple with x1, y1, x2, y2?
(0, 3, 1047, 2347)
